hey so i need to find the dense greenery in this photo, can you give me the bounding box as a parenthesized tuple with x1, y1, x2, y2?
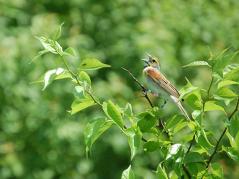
(1, 0, 239, 178)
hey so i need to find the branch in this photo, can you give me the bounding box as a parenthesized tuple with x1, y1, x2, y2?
(206, 97, 239, 168)
(62, 57, 102, 106)
(121, 67, 154, 108)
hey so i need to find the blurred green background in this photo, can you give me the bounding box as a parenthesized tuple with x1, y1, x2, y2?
(1, 0, 239, 178)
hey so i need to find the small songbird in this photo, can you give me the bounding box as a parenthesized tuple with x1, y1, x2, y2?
(142, 54, 190, 120)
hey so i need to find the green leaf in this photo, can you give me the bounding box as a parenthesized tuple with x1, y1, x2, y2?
(196, 130, 213, 153)
(179, 79, 199, 100)
(71, 98, 96, 115)
(216, 87, 237, 98)
(79, 58, 110, 70)
(64, 47, 77, 57)
(137, 111, 156, 132)
(210, 163, 223, 179)
(30, 49, 49, 63)
(84, 118, 113, 153)
(224, 64, 239, 81)
(218, 80, 239, 89)
(184, 152, 204, 164)
(125, 128, 142, 160)
(223, 146, 239, 161)
(36, 36, 57, 54)
(121, 165, 135, 179)
(36, 36, 64, 56)
(78, 71, 91, 86)
(204, 101, 225, 113)
(53, 22, 64, 40)
(156, 163, 168, 179)
(103, 101, 124, 129)
(185, 93, 203, 110)
(42, 68, 65, 90)
(182, 61, 211, 68)
(124, 103, 133, 117)
(166, 144, 182, 159)
(32, 68, 71, 86)
(165, 115, 184, 130)
(143, 141, 160, 152)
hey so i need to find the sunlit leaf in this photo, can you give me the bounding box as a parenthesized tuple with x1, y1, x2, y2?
(224, 64, 239, 81)
(216, 87, 237, 98)
(78, 71, 91, 86)
(84, 118, 113, 153)
(103, 101, 124, 129)
(218, 80, 239, 89)
(165, 115, 184, 130)
(209, 163, 223, 178)
(36, 36, 57, 54)
(36, 36, 63, 55)
(79, 58, 110, 70)
(71, 98, 96, 115)
(182, 61, 211, 68)
(156, 163, 168, 179)
(125, 128, 141, 160)
(121, 165, 135, 179)
(42, 68, 65, 90)
(223, 146, 239, 161)
(166, 144, 182, 159)
(196, 130, 213, 153)
(204, 101, 225, 113)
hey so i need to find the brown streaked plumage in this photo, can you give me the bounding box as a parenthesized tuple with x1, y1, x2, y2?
(142, 55, 190, 120)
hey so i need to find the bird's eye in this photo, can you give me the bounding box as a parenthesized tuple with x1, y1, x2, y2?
(152, 59, 156, 63)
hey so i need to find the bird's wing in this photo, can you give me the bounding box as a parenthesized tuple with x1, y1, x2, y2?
(144, 67, 180, 98)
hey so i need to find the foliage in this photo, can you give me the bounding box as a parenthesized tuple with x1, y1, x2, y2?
(1, 0, 239, 178)
(32, 25, 239, 178)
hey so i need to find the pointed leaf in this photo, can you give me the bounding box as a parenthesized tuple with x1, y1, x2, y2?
(156, 163, 168, 179)
(218, 80, 239, 89)
(64, 47, 77, 57)
(80, 58, 110, 70)
(71, 98, 95, 115)
(137, 111, 156, 132)
(42, 68, 65, 90)
(53, 22, 64, 40)
(182, 61, 211, 68)
(84, 118, 113, 152)
(121, 165, 135, 179)
(103, 101, 124, 129)
(204, 101, 225, 113)
(78, 71, 91, 86)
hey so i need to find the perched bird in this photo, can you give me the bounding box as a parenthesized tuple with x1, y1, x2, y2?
(142, 54, 190, 120)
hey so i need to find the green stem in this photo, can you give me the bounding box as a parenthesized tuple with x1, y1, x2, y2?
(61, 57, 102, 106)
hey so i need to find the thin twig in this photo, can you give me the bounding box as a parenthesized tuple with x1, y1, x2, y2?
(122, 67, 153, 108)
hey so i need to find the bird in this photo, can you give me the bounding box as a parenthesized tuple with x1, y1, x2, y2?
(142, 54, 190, 120)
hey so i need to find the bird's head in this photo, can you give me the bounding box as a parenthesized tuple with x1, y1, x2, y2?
(142, 54, 160, 69)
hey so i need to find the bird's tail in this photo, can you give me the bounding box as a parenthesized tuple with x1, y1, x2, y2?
(170, 96, 190, 120)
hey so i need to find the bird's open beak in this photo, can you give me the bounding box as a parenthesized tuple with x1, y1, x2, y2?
(141, 59, 149, 66)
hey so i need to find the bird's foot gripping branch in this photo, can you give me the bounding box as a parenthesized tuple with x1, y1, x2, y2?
(33, 25, 239, 178)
